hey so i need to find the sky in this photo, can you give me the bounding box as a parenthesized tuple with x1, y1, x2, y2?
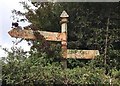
(0, 0, 31, 58)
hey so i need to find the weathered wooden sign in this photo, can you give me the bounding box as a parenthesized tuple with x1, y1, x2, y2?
(67, 49, 100, 59)
(8, 29, 66, 41)
(8, 10, 100, 60)
(8, 29, 36, 39)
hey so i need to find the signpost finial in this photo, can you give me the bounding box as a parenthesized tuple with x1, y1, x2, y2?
(60, 10, 69, 18)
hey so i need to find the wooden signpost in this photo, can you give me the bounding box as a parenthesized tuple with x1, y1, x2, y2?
(8, 11, 100, 68)
(8, 29, 65, 41)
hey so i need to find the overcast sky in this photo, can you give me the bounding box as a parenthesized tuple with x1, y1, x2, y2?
(0, 0, 31, 58)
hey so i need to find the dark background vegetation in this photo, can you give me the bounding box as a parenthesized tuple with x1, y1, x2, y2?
(1, 2, 120, 85)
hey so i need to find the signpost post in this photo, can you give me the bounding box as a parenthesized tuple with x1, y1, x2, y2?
(60, 11, 69, 68)
(8, 10, 100, 68)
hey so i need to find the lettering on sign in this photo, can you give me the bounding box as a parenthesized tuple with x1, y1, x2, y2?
(67, 49, 100, 59)
(38, 31, 65, 41)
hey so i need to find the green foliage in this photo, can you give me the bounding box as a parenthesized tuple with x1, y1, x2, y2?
(1, 47, 120, 85)
(2, 2, 120, 86)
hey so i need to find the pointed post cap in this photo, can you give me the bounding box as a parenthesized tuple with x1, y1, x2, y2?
(60, 10, 69, 18)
